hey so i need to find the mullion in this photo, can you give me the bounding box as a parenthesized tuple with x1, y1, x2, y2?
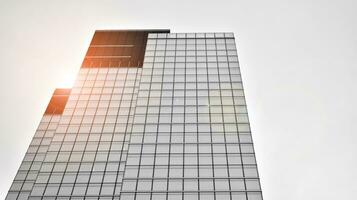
(82, 66, 104, 197)
(95, 66, 112, 196)
(215, 36, 233, 200)
(204, 33, 217, 200)
(149, 35, 166, 200)
(182, 34, 187, 199)
(115, 67, 132, 197)
(225, 38, 248, 200)
(132, 37, 157, 200)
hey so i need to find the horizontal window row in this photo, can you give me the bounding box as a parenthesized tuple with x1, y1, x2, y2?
(124, 165, 258, 178)
(138, 92, 245, 98)
(73, 78, 243, 87)
(146, 44, 236, 51)
(68, 94, 138, 101)
(147, 38, 235, 44)
(17, 161, 42, 171)
(52, 132, 128, 141)
(130, 133, 252, 144)
(43, 151, 127, 163)
(55, 123, 133, 133)
(33, 172, 259, 186)
(47, 134, 252, 145)
(135, 105, 248, 114)
(140, 74, 239, 80)
(144, 56, 238, 63)
(66, 93, 245, 107)
(73, 82, 139, 89)
(143, 61, 239, 68)
(36, 123, 58, 131)
(136, 98, 245, 107)
(131, 124, 250, 133)
(79, 67, 141, 74)
(145, 50, 237, 56)
(33, 130, 56, 138)
(60, 107, 249, 122)
(74, 74, 241, 88)
(66, 95, 245, 108)
(6, 191, 262, 200)
(47, 141, 254, 149)
(126, 153, 256, 166)
(128, 144, 254, 154)
(75, 75, 140, 82)
(30, 183, 120, 196)
(135, 103, 245, 110)
(63, 108, 134, 116)
(48, 143, 128, 152)
(76, 73, 139, 81)
(56, 120, 251, 129)
(40, 115, 61, 123)
(69, 88, 243, 101)
(143, 62, 239, 68)
(68, 95, 137, 103)
(141, 67, 240, 75)
(146, 43, 236, 48)
(63, 107, 133, 116)
(61, 109, 249, 121)
(13, 171, 38, 181)
(71, 88, 138, 96)
(138, 86, 243, 92)
(140, 76, 241, 83)
(58, 117, 134, 126)
(76, 73, 138, 81)
(29, 138, 52, 146)
(29, 184, 259, 198)
(8, 181, 34, 192)
(122, 178, 259, 192)
(75, 77, 139, 83)
(39, 162, 123, 173)
(46, 142, 254, 151)
(5, 192, 29, 200)
(36, 172, 119, 184)
(21, 153, 46, 162)
(145, 54, 238, 59)
(152, 38, 232, 45)
(32, 177, 260, 188)
(40, 152, 256, 166)
(51, 128, 250, 137)
(148, 33, 234, 39)
(135, 113, 248, 122)
(69, 93, 137, 100)
(139, 76, 242, 84)
(26, 146, 49, 154)
(50, 141, 129, 151)
(45, 142, 254, 154)
(37, 161, 257, 173)
(121, 192, 262, 200)
(53, 128, 250, 136)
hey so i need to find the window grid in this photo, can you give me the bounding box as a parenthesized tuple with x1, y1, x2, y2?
(6, 115, 60, 200)
(121, 34, 262, 200)
(28, 65, 142, 199)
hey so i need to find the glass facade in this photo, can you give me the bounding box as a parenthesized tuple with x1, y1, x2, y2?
(6, 30, 263, 200)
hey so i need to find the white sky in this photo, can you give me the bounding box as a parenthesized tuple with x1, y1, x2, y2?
(1, 0, 357, 199)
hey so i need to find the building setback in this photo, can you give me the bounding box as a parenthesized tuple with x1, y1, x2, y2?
(6, 30, 263, 200)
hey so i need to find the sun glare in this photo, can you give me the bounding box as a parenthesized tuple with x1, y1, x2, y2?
(57, 73, 76, 88)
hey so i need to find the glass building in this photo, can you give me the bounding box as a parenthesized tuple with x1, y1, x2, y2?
(6, 30, 263, 200)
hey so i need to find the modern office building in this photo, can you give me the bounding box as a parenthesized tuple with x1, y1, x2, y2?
(6, 30, 263, 200)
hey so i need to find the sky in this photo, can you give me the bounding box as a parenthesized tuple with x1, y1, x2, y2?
(0, 0, 357, 199)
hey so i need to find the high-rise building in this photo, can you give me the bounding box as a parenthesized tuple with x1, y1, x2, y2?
(6, 30, 263, 200)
